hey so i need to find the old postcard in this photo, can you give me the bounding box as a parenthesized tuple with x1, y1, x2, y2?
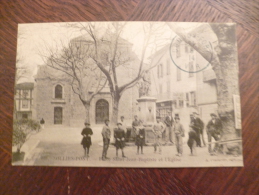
(13, 22, 243, 167)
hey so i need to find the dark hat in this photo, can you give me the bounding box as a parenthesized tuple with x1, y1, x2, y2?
(156, 116, 161, 119)
(174, 117, 180, 120)
(117, 122, 122, 125)
(120, 116, 124, 118)
(175, 114, 179, 117)
(210, 113, 217, 117)
(104, 119, 110, 123)
(190, 114, 194, 117)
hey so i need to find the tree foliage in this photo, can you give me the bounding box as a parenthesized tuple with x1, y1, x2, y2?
(13, 119, 41, 153)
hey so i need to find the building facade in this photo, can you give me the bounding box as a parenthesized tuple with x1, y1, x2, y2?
(149, 24, 219, 128)
(15, 82, 35, 120)
(150, 43, 199, 128)
(35, 35, 139, 127)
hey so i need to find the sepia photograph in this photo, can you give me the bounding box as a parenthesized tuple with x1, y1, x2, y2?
(12, 22, 243, 167)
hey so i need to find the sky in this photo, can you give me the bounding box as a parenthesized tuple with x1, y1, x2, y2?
(16, 22, 205, 83)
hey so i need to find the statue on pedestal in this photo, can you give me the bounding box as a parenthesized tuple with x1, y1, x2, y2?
(138, 70, 151, 97)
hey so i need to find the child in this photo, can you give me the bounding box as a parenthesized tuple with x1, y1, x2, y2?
(114, 122, 126, 158)
(81, 121, 93, 157)
(135, 121, 145, 154)
(187, 124, 198, 156)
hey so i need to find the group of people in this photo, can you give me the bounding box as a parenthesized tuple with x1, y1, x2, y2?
(188, 112, 223, 156)
(80, 111, 223, 159)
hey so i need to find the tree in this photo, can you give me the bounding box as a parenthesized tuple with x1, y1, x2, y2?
(69, 22, 162, 124)
(13, 119, 41, 153)
(41, 39, 107, 122)
(167, 23, 239, 139)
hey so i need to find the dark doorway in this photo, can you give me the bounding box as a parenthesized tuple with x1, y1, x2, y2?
(54, 107, 63, 124)
(96, 99, 109, 124)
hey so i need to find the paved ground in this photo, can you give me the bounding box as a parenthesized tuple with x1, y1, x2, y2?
(18, 125, 243, 167)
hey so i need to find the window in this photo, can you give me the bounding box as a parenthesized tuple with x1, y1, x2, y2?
(157, 64, 163, 78)
(55, 84, 63, 99)
(172, 100, 177, 109)
(177, 67, 181, 81)
(186, 93, 189, 107)
(190, 47, 193, 53)
(179, 100, 184, 108)
(22, 90, 29, 99)
(190, 91, 196, 106)
(189, 61, 194, 77)
(167, 60, 170, 75)
(22, 113, 28, 119)
(160, 64, 163, 77)
(22, 100, 29, 109)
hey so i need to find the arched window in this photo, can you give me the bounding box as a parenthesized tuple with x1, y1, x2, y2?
(55, 84, 63, 99)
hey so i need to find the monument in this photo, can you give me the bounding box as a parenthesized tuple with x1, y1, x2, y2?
(137, 71, 157, 144)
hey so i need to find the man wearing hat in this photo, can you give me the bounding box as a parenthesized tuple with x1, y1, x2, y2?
(152, 116, 165, 154)
(164, 110, 174, 144)
(81, 120, 93, 157)
(114, 122, 126, 158)
(101, 119, 111, 160)
(192, 112, 205, 147)
(172, 116, 185, 157)
(206, 113, 223, 155)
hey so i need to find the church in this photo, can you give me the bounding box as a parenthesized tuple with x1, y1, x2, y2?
(34, 34, 140, 127)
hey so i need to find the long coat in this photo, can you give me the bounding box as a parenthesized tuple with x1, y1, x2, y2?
(206, 119, 222, 134)
(192, 117, 204, 134)
(135, 128, 145, 146)
(81, 127, 93, 148)
(114, 128, 126, 149)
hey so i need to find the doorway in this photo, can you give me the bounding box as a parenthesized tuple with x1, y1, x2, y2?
(54, 107, 63, 124)
(95, 99, 109, 124)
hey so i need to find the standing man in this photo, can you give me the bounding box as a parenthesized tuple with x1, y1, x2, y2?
(192, 112, 205, 147)
(173, 116, 185, 157)
(114, 122, 126, 158)
(132, 115, 140, 141)
(164, 111, 174, 144)
(101, 119, 111, 161)
(152, 116, 165, 154)
(206, 113, 223, 155)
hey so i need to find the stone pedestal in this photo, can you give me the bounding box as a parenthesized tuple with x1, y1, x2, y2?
(136, 96, 157, 145)
(136, 96, 157, 125)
